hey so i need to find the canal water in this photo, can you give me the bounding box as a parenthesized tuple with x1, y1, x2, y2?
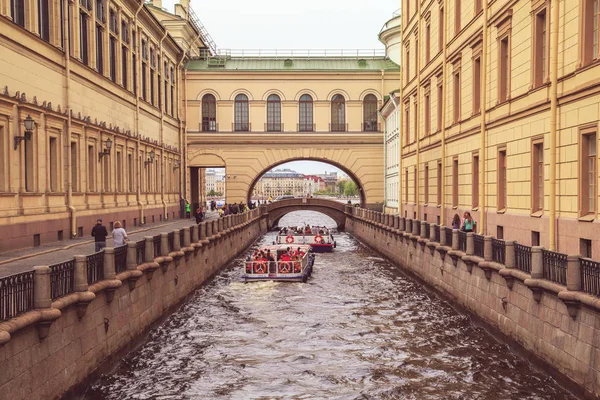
(84, 211, 577, 400)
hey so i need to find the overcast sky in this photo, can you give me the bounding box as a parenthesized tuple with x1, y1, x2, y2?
(162, 0, 399, 49)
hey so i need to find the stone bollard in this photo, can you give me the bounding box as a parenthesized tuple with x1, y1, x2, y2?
(206, 220, 213, 238)
(145, 236, 154, 261)
(566, 255, 582, 292)
(452, 229, 459, 250)
(505, 241, 515, 268)
(483, 236, 493, 261)
(184, 226, 192, 246)
(440, 226, 447, 246)
(103, 247, 116, 280)
(399, 217, 405, 232)
(429, 224, 436, 242)
(33, 266, 52, 310)
(466, 233, 474, 256)
(218, 218, 224, 233)
(74, 255, 88, 292)
(173, 230, 181, 251)
(394, 216, 399, 229)
(161, 233, 169, 256)
(198, 222, 206, 241)
(412, 220, 419, 236)
(420, 221, 427, 238)
(127, 242, 138, 269)
(531, 246, 544, 279)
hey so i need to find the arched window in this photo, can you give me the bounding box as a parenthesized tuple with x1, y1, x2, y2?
(267, 94, 281, 131)
(202, 94, 217, 131)
(363, 94, 378, 132)
(331, 94, 346, 132)
(299, 94, 313, 132)
(234, 93, 249, 131)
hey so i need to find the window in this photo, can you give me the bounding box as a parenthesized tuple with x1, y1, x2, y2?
(96, 24, 104, 74)
(534, 9, 548, 87)
(414, 167, 417, 203)
(532, 231, 540, 246)
(437, 161, 442, 205)
(128, 153, 133, 192)
(581, 238, 593, 259)
(452, 158, 458, 207)
(499, 37, 510, 102)
(425, 21, 431, 63)
(0, 126, 5, 192)
(582, 0, 600, 65)
(141, 63, 147, 101)
(121, 46, 128, 89)
(299, 94, 313, 131)
(150, 69, 155, 105)
(453, 70, 460, 122)
(234, 94, 249, 131)
(363, 94, 378, 131)
(424, 89, 431, 135)
(132, 54, 137, 95)
(80, 12, 89, 66)
(532, 140, 544, 212)
(109, 37, 117, 82)
(498, 149, 507, 210)
(116, 151, 122, 192)
(49, 137, 58, 192)
(102, 154, 109, 192)
(11, 0, 25, 27)
(71, 142, 78, 192)
(88, 144, 95, 191)
(473, 57, 481, 113)
(267, 94, 282, 131)
(424, 164, 429, 204)
(170, 67, 174, 116)
(472, 154, 479, 208)
(39, 0, 50, 42)
(437, 81, 443, 131)
(580, 130, 597, 216)
(405, 169, 409, 203)
(455, 0, 461, 35)
(497, 225, 504, 239)
(439, 6, 445, 53)
(405, 45, 410, 82)
(164, 62, 169, 113)
(404, 101, 410, 143)
(475, 0, 482, 14)
(331, 94, 346, 132)
(202, 94, 217, 131)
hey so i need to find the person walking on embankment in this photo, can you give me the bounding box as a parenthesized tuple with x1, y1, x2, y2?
(91, 219, 109, 252)
(112, 221, 128, 247)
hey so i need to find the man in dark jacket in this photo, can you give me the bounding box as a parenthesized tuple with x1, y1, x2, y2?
(91, 219, 108, 252)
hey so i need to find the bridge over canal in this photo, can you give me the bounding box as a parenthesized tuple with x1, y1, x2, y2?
(264, 198, 349, 229)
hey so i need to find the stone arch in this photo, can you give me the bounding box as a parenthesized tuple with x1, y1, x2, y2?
(195, 89, 222, 101)
(326, 89, 351, 101)
(188, 152, 226, 167)
(358, 89, 382, 101)
(261, 89, 287, 101)
(228, 89, 254, 101)
(265, 198, 348, 230)
(293, 89, 319, 101)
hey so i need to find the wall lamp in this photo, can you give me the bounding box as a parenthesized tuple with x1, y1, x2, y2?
(98, 138, 113, 160)
(14, 115, 35, 150)
(144, 150, 155, 167)
(173, 160, 181, 170)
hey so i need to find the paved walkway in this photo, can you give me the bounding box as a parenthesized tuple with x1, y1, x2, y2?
(0, 211, 220, 278)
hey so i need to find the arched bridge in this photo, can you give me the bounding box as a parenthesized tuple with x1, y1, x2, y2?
(265, 198, 349, 230)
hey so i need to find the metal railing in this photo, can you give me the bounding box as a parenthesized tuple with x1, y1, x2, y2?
(330, 123, 347, 132)
(167, 232, 175, 252)
(492, 238, 506, 265)
(474, 234, 484, 258)
(298, 123, 315, 132)
(581, 258, 600, 297)
(542, 249, 568, 285)
(201, 121, 218, 132)
(152, 235, 161, 258)
(515, 244, 532, 274)
(434, 225, 441, 243)
(136, 239, 145, 265)
(179, 230, 185, 248)
(114, 245, 128, 274)
(211, 48, 386, 59)
(363, 122, 380, 132)
(266, 122, 283, 132)
(0, 271, 35, 321)
(458, 231, 467, 252)
(233, 122, 250, 132)
(49, 259, 75, 300)
(445, 228, 453, 247)
(86, 251, 104, 285)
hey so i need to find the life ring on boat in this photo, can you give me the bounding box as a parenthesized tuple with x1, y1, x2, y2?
(286, 235, 295, 244)
(314, 234, 323, 243)
(293, 262, 302, 273)
(254, 262, 266, 274)
(278, 262, 291, 273)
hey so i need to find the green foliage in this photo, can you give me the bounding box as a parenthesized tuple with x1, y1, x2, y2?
(207, 190, 223, 197)
(344, 181, 358, 196)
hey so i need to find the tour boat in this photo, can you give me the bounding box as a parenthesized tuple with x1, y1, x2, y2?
(274, 226, 336, 253)
(243, 245, 315, 283)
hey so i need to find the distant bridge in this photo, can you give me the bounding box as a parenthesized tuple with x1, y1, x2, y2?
(264, 198, 349, 229)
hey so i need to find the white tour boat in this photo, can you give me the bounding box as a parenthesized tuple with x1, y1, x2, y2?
(243, 244, 315, 283)
(274, 226, 336, 253)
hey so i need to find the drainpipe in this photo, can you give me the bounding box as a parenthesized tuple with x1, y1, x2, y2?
(549, 0, 559, 250)
(63, 0, 76, 238)
(179, 53, 186, 205)
(379, 109, 387, 212)
(134, 0, 145, 223)
(415, 0, 422, 221)
(159, 30, 168, 219)
(440, 0, 448, 226)
(479, 0, 489, 235)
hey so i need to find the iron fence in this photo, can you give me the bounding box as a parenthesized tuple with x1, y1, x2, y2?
(136, 240, 146, 265)
(445, 228, 453, 247)
(473, 234, 485, 258)
(0, 271, 35, 321)
(49, 259, 75, 300)
(542, 249, 567, 285)
(86, 251, 104, 284)
(114, 245, 128, 273)
(458, 231, 467, 252)
(581, 258, 600, 297)
(167, 232, 175, 252)
(492, 238, 506, 265)
(434, 225, 441, 243)
(153, 234, 161, 258)
(515, 244, 532, 274)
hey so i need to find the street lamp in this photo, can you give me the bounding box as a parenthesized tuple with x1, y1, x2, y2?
(98, 137, 113, 160)
(144, 150, 155, 166)
(14, 114, 35, 150)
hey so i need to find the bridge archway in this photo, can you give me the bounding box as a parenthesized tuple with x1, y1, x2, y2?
(265, 198, 348, 230)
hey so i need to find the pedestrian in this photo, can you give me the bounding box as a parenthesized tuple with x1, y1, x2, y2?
(451, 214, 461, 230)
(185, 201, 191, 218)
(91, 218, 109, 252)
(112, 221, 128, 247)
(462, 212, 475, 233)
(195, 206, 204, 224)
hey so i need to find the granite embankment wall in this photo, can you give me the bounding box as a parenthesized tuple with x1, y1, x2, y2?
(346, 207, 600, 399)
(0, 210, 267, 400)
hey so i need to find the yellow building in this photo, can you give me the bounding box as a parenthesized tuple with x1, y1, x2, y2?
(253, 169, 306, 199)
(0, 0, 188, 251)
(401, 0, 600, 255)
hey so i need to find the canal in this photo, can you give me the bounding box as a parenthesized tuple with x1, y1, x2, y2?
(84, 211, 577, 399)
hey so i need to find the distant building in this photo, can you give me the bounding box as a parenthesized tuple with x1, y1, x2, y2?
(303, 175, 326, 197)
(254, 169, 305, 198)
(317, 171, 339, 193)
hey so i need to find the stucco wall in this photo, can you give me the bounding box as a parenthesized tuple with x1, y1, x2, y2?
(346, 215, 598, 398)
(0, 215, 267, 400)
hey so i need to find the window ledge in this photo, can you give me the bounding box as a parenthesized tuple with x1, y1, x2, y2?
(497, 208, 506, 214)
(578, 215, 595, 222)
(452, 206, 458, 210)
(472, 207, 479, 212)
(530, 211, 543, 218)
(437, 204, 442, 208)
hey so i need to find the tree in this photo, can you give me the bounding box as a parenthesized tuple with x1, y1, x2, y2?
(337, 181, 346, 194)
(284, 191, 293, 195)
(344, 181, 358, 196)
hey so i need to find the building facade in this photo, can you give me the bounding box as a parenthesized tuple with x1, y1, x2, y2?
(253, 168, 305, 199)
(382, 93, 400, 213)
(0, 0, 190, 251)
(400, 0, 600, 255)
